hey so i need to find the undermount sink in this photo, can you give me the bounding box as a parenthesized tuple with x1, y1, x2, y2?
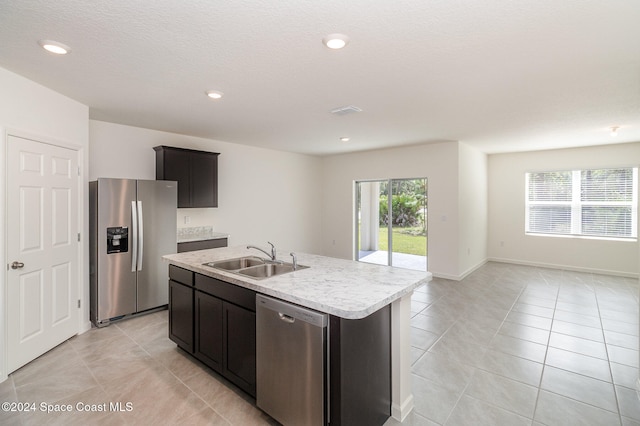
(203, 256, 309, 280)
(205, 256, 265, 271)
(238, 263, 309, 279)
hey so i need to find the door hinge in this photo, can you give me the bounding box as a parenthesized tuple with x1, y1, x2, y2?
(77, 299, 81, 308)
(77, 233, 81, 242)
(77, 166, 81, 176)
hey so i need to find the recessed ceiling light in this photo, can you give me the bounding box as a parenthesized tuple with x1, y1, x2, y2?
(205, 90, 223, 99)
(38, 40, 71, 55)
(610, 126, 619, 137)
(340, 137, 350, 142)
(323, 34, 350, 49)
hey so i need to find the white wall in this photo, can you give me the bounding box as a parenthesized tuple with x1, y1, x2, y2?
(320, 141, 464, 279)
(488, 142, 640, 276)
(0, 66, 89, 380)
(458, 143, 488, 276)
(89, 120, 324, 253)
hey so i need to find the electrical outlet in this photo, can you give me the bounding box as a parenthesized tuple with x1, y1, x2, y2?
(184, 216, 191, 224)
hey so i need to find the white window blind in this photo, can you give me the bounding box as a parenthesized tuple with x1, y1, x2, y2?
(526, 167, 638, 239)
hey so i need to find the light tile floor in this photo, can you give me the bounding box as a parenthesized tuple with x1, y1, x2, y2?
(0, 262, 638, 425)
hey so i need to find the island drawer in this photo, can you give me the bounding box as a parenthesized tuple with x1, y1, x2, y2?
(195, 274, 256, 311)
(169, 265, 193, 286)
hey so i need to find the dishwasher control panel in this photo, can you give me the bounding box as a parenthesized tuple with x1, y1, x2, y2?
(256, 295, 327, 328)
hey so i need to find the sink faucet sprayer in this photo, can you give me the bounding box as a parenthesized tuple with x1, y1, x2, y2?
(290, 252, 297, 270)
(247, 242, 277, 261)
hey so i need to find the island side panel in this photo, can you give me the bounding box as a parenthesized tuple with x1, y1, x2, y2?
(391, 293, 414, 420)
(329, 305, 391, 426)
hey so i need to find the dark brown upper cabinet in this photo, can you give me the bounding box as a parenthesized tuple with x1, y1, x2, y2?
(154, 146, 220, 208)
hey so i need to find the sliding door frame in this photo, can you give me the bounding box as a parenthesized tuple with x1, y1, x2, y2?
(354, 177, 427, 270)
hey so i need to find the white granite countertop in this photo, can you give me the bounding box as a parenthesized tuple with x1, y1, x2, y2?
(163, 246, 432, 319)
(177, 226, 229, 243)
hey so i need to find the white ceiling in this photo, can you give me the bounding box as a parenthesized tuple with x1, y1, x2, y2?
(1, 1, 639, 156)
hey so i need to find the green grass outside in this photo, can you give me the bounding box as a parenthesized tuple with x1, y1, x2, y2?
(377, 227, 427, 256)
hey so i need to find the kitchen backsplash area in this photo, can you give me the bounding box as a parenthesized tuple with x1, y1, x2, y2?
(177, 207, 217, 230)
(177, 226, 226, 243)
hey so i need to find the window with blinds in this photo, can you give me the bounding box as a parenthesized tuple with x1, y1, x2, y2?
(525, 167, 638, 239)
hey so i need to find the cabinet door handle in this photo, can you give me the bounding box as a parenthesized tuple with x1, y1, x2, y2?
(131, 201, 138, 272)
(137, 200, 144, 271)
(11, 261, 25, 269)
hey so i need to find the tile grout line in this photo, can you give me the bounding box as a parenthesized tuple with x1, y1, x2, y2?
(433, 273, 501, 425)
(440, 265, 525, 425)
(114, 314, 237, 426)
(30, 336, 128, 424)
(529, 266, 559, 426)
(534, 271, 627, 424)
(594, 278, 626, 426)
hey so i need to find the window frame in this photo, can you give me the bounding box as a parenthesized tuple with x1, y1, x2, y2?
(525, 167, 638, 241)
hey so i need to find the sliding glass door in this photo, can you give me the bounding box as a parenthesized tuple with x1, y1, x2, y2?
(355, 178, 427, 271)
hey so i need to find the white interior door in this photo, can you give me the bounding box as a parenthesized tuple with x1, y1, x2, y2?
(6, 135, 79, 373)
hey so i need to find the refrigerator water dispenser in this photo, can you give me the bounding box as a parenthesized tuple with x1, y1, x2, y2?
(107, 226, 128, 254)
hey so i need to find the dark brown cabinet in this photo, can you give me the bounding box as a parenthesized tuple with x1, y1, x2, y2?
(168, 268, 257, 397)
(177, 238, 228, 253)
(329, 306, 391, 426)
(194, 291, 223, 371)
(222, 302, 256, 394)
(193, 291, 256, 396)
(154, 146, 220, 208)
(168, 265, 194, 352)
(167, 265, 391, 423)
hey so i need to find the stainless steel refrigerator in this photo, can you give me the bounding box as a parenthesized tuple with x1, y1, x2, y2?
(89, 178, 177, 327)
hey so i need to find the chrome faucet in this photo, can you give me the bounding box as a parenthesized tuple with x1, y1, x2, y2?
(247, 241, 276, 261)
(290, 252, 298, 270)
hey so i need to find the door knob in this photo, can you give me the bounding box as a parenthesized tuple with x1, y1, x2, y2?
(10, 261, 24, 269)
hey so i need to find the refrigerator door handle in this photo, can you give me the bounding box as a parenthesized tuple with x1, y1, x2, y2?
(131, 201, 138, 272)
(137, 200, 144, 271)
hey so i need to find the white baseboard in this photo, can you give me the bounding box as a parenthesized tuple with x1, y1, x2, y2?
(430, 257, 638, 281)
(391, 393, 414, 422)
(488, 257, 639, 278)
(430, 259, 488, 281)
(430, 271, 461, 281)
(459, 259, 489, 280)
(79, 320, 92, 335)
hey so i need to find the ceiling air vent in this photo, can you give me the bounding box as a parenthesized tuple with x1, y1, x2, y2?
(330, 105, 362, 116)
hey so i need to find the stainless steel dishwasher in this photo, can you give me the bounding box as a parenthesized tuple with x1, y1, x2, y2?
(256, 294, 328, 426)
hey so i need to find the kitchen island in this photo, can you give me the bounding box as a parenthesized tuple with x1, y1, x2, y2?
(163, 246, 431, 425)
